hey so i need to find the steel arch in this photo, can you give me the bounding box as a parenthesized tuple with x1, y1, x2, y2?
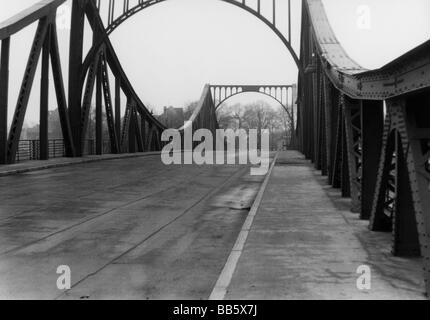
(95, 0, 302, 75)
(210, 85, 293, 113)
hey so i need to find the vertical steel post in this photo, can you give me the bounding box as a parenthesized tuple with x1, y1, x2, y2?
(331, 96, 342, 188)
(393, 129, 420, 256)
(141, 114, 147, 152)
(341, 124, 351, 198)
(40, 24, 51, 161)
(68, 0, 86, 157)
(0, 38, 10, 164)
(50, 22, 75, 157)
(128, 107, 136, 153)
(361, 100, 384, 219)
(343, 97, 361, 212)
(115, 77, 121, 139)
(135, 112, 144, 152)
(7, 19, 48, 164)
(96, 61, 103, 155)
(401, 92, 430, 295)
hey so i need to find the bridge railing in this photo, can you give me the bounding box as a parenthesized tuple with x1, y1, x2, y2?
(300, 0, 430, 295)
(179, 84, 219, 138)
(0, 0, 74, 164)
(16, 139, 67, 162)
(70, 0, 166, 156)
(14, 139, 116, 162)
(0, 0, 167, 166)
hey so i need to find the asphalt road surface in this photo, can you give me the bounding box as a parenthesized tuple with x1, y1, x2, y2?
(0, 155, 265, 299)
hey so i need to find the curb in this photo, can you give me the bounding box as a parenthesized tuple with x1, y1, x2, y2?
(0, 152, 161, 177)
(209, 152, 279, 300)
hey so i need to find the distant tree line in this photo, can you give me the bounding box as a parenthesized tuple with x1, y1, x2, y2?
(182, 100, 295, 151)
(216, 101, 294, 151)
(22, 107, 111, 142)
(21, 101, 296, 151)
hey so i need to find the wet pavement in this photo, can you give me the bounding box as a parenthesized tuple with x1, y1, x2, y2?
(224, 151, 426, 300)
(0, 151, 424, 300)
(0, 155, 264, 299)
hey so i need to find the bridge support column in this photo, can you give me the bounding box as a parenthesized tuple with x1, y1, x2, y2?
(322, 77, 333, 178)
(312, 65, 320, 168)
(369, 113, 395, 232)
(343, 96, 362, 212)
(360, 100, 384, 220)
(393, 127, 420, 257)
(317, 78, 328, 175)
(128, 107, 136, 153)
(100, 53, 120, 154)
(0, 38, 10, 165)
(340, 122, 350, 198)
(68, 0, 86, 157)
(401, 92, 430, 294)
(134, 111, 144, 153)
(96, 60, 103, 155)
(369, 97, 426, 260)
(331, 95, 343, 189)
(115, 77, 121, 139)
(40, 23, 51, 161)
(141, 115, 147, 152)
(326, 88, 339, 184)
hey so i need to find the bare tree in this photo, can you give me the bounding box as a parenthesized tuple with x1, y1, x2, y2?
(217, 108, 236, 129)
(184, 101, 199, 120)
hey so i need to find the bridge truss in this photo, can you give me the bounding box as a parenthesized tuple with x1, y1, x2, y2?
(0, 0, 429, 296)
(210, 85, 295, 111)
(299, 0, 430, 295)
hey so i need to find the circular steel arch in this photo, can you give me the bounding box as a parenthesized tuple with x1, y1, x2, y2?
(213, 87, 293, 114)
(102, 0, 302, 75)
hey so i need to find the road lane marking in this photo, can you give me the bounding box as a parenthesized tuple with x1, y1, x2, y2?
(55, 165, 250, 300)
(209, 153, 279, 300)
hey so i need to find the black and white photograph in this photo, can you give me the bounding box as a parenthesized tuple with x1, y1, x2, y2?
(0, 0, 429, 308)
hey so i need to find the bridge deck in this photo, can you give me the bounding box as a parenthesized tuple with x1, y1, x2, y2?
(224, 151, 425, 299)
(0, 155, 264, 299)
(0, 152, 425, 299)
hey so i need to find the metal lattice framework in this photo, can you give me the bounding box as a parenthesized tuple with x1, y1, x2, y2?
(210, 84, 297, 146)
(0, 0, 430, 296)
(73, 0, 301, 157)
(210, 85, 294, 111)
(298, 0, 430, 295)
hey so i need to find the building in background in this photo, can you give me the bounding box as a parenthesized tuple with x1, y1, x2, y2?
(158, 106, 185, 129)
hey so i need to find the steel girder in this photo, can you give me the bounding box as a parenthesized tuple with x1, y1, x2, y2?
(100, 53, 120, 154)
(305, 0, 430, 101)
(360, 100, 384, 220)
(68, 0, 166, 156)
(80, 0, 303, 154)
(0, 37, 9, 164)
(210, 85, 294, 112)
(369, 96, 430, 290)
(300, 0, 430, 296)
(0, 3, 74, 164)
(7, 19, 49, 164)
(96, 0, 301, 75)
(342, 96, 362, 213)
(180, 85, 219, 139)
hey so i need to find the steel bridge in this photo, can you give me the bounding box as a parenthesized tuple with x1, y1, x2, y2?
(0, 0, 429, 298)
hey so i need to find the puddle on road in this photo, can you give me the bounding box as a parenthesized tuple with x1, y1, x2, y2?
(209, 176, 263, 211)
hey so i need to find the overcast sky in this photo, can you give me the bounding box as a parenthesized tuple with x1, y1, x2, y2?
(1, 0, 430, 126)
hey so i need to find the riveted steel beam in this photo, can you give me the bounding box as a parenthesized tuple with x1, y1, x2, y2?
(0, 37, 10, 164)
(7, 18, 49, 164)
(360, 100, 384, 220)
